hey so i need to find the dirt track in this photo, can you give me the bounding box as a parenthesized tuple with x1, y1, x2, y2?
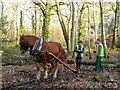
(1, 64, 120, 90)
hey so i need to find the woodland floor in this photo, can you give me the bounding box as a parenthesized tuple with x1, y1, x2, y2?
(1, 49, 120, 90)
(1, 64, 120, 90)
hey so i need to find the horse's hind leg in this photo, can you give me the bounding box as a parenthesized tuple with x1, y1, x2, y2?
(35, 62, 41, 80)
(49, 61, 56, 76)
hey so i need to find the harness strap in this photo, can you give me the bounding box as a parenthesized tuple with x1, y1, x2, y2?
(40, 41, 49, 53)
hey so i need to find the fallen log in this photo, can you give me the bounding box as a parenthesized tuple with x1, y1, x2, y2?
(67, 59, 119, 65)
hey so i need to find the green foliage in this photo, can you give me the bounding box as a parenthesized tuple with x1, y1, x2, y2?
(115, 37, 120, 48)
(115, 43, 120, 48)
(78, 22, 85, 41)
(20, 11, 24, 34)
(2, 38, 17, 49)
(42, 7, 51, 40)
(0, 30, 2, 50)
(2, 47, 34, 66)
(92, 75, 108, 82)
(77, 3, 88, 41)
(2, 58, 34, 66)
(0, 16, 8, 34)
(83, 39, 95, 49)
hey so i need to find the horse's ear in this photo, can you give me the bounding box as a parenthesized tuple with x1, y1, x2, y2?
(19, 34, 22, 37)
(19, 34, 24, 38)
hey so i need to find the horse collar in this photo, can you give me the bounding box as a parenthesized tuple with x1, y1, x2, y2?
(31, 36, 43, 54)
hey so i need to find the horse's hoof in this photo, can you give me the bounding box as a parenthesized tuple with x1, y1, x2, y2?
(44, 76, 48, 79)
(36, 74, 40, 79)
(52, 77, 56, 81)
(36, 77, 40, 80)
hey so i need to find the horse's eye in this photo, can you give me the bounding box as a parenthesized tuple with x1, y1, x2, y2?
(19, 40, 25, 48)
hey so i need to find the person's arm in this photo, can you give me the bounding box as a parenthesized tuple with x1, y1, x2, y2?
(80, 46, 84, 53)
(74, 46, 78, 52)
(98, 45, 102, 57)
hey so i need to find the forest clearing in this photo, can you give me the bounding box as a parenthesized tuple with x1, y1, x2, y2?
(1, 46, 120, 89)
(0, 0, 120, 89)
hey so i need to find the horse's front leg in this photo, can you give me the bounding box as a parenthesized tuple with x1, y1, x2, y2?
(53, 61, 60, 79)
(43, 61, 48, 79)
(35, 62, 41, 80)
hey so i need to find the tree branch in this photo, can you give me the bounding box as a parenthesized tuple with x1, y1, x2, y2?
(50, 2, 67, 10)
(32, 0, 45, 15)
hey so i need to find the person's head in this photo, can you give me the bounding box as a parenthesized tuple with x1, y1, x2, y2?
(78, 41, 82, 45)
(95, 39, 101, 44)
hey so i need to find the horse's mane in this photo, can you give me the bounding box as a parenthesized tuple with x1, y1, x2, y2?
(23, 35, 36, 37)
(21, 35, 37, 39)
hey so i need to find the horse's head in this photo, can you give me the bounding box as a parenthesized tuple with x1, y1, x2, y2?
(19, 35, 30, 54)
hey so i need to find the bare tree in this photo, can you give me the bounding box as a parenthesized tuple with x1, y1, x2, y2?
(70, 1, 75, 51)
(111, 0, 119, 49)
(55, 0, 69, 51)
(77, 3, 87, 41)
(87, 3, 92, 59)
(34, 6, 37, 35)
(99, 0, 107, 58)
(32, 0, 51, 40)
(118, 1, 120, 37)
(93, 0, 97, 41)
(0, 2, 3, 50)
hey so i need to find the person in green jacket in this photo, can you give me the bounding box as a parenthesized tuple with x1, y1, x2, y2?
(95, 39, 104, 71)
(74, 41, 84, 73)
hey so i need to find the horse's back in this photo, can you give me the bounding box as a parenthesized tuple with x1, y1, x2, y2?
(48, 41, 66, 61)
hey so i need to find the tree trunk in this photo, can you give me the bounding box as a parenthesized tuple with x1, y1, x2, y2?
(42, 0, 51, 40)
(70, 1, 75, 51)
(38, 13, 42, 35)
(93, 0, 97, 41)
(55, 0, 69, 50)
(118, 1, 120, 37)
(20, 11, 23, 34)
(34, 6, 37, 35)
(99, 1, 107, 58)
(78, 3, 86, 41)
(74, 1, 81, 47)
(111, 1, 119, 49)
(32, 0, 51, 40)
(0, 2, 3, 50)
(87, 4, 92, 59)
(32, 15, 35, 34)
(16, 20, 18, 44)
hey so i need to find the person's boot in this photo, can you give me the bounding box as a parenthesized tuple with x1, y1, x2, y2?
(76, 67, 79, 73)
(77, 68, 81, 73)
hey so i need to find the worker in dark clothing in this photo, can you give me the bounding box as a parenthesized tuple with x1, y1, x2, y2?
(95, 39, 104, 71)
(74, 41, 84, 73)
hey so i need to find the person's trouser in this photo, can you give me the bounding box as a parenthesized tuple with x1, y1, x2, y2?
(95, 56, 103, 71)
(76, 57, 82, 69)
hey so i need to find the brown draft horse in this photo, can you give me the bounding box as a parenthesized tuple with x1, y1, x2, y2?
(19, 35, 66, 80)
